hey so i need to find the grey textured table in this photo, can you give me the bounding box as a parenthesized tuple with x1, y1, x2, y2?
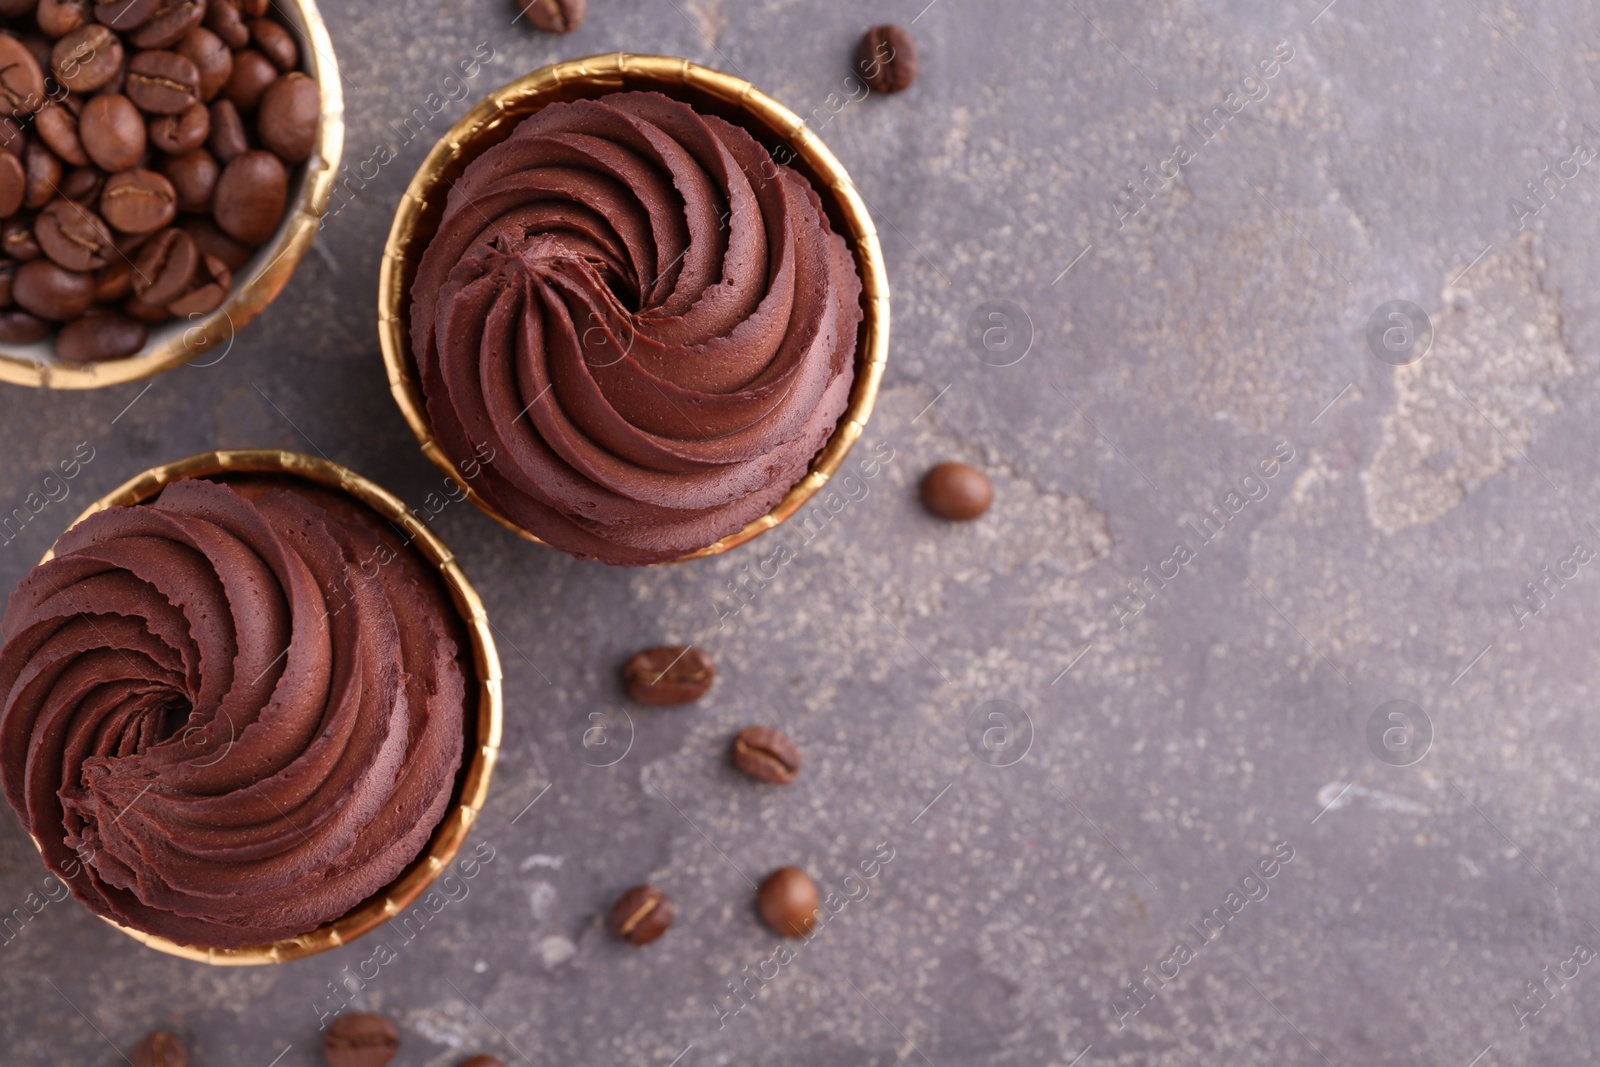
(3, 0, 1599, 1063)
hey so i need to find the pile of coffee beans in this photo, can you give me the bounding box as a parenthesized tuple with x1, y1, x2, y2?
(0, 0, 318, 362)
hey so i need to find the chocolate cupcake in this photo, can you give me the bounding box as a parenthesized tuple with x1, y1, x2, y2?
(382, 55, 889, 566)
(0, 452, 498, 957)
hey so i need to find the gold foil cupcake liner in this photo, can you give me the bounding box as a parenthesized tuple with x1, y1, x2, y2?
(35, 449, 502, 965)
(378, 52, 890, 563)
(0, 0, 346, 390)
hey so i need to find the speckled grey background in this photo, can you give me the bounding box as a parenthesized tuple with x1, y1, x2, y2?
(3, 0, 1600, 1063)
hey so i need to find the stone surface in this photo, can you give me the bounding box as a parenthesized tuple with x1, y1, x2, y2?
(2, 0, 1600, 1064)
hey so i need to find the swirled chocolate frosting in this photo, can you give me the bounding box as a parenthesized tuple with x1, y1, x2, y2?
(0, 477, 466, 948)
(410, 90, 864, 565)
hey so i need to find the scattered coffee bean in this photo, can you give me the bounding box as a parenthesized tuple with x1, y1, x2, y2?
(519, 0, 585, 33)
(166, 250, 229, 315)
(202, 0, 249, 49)
(456, 1058, 504, 1067)
(622, 645, 714, 704)
(177, 25, 232, 100)
(149, 98, 209, 154)
(220, 46, 275, 109)
(610, 884, 674, 945)
(857, 24, 918, 94)
(0, 308, 50, 341)
(93, 257, 131, 301)
(13, 257, 93, 319)
(732, 726, 802, 784)
(0, 153, 24, 218)
(206, 96, 247, 161)
(55, 309, 145, 360)
(131, 225, 196, 304)
(36, 198, 114, 271)
(100, 166, 176, 233)
(323, 1012, 400, 1067)
(52, 23, 123, 93)
(258, 71, 317, 162)
(919, 462, 992, 520)
(126, 49, 201, 113)
(248, 16, 296, 71)
(129, 0, 204, 49)
(37, 0, 93, 39)
(213, 148, 284, 243)
(79, 92, 147, 172)
(757, 866, 819, 937)
(35, 100, 89, 165)
(0, 34, 45, 115)
(130, 1030, 186, 1067)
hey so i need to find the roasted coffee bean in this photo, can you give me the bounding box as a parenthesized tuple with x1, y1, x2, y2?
(52, 22, 122, 92)
(175, 25, 230, 99)
(35, 100, 89, 165)
(206, 96, 246, 160)
(92, 256, 129, 299)
(37, 0, 91, 37)
(100, 167, 175, 233)
(212, 148, 282, 243)
(126, 48, 199, 113)
(22, 140, 61, 209)
(610, 884, 674, 945)
(17, 32, 54, 76)
(323, 1011, 400, 1067)
(55, 306, 145, 360)
(220, 46, 273, 109)
(0, 307, 50, 340)
(13, 257, 92, 318)
(622, 645, 714, 704)
(148, 97, 207, 152)
(3, 213, 40, 258)
(129, 1030, 186, 1067)
(731, 725, 802, 784)
(857, 24, 918, 95)
(79, 92, 145, 171)
(0, 152, 24, 217)
(95, 0, 157, 29)
(180, 214, 250, 266)
(130, 223, 193, 301)
(757, 866, 819, 937)
(59, 163, 103, 202)
(919, 462, 992, 520)
(129, 0, 204, 48)
(257, 71, 315, 162)
(165, 249, 227, 315)
(36, 198, 113, 270)
(159, 146, 214, 209)
(248, 17, 295, 71)
(0, 117, 23, 160)
(0, 34, 46, 115)
(201, 0, 247, 49)
(519, 0, 585, 33)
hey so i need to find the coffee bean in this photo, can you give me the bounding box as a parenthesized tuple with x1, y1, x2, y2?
(0, 307, 49, 340)
(93, 257, 129, 299)
(95, 0, 157, 30)
(757, 866, 819, 937)
(126, 48, 199, 113)
(3, 213, 40, 258)
(59, 163, 103, 202)
(202, 0, 248, 49)
(519, 0, 584, 33)
(13, 257, 92, 319)
(857, 24, 918, 95)
(36, 198, 113, 270)
(0, 152, 25, 217)
(148, 97, 207, 153)
(35, 100, 89, 166)
(456, 1058, 504, 1067)
(165, 250, 227, 315)
(129, 0, 204, 49)
(919, 462, 992, 520)
(55, 307, 145, 360)
(37, 0, 92, 38)
(22, 139, 61, 209)
(731, 726, 802, 784)
(0, 32, 47, 115)
(622, 645, 714, 705)
(206, 96, 246, 161)
(257, 71, 315, 162)
(0, 117, 23, 160)
(212, 148, 283, 243)
(52, 22, 123, 92)
(130, 224, 193, 303)
(610, 884, 674, 945)
(158, 146, 214, 209)
(127, 1029, 185, 1067)
(79, 92, 146, 172)
(323, 1011, 400, 1067)
(100, 167, 174, 233)
(220, 46, 273, 109)
(248, 17, 295, 71)
(175, 25, 230, 99)
(180, 213, 251, 267)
